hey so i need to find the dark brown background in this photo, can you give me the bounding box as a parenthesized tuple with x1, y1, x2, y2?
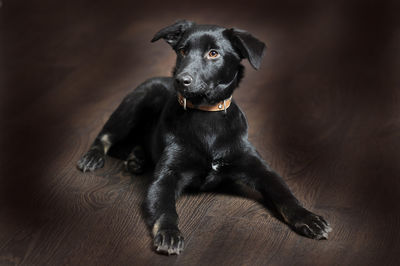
(1, 0, 400, 265)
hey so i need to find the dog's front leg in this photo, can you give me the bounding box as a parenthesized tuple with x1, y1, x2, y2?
(145, 152, 187, 255)
(77, 83, 159, 172)
(77, 98, 142, 172)
(232, 148, 332, 239)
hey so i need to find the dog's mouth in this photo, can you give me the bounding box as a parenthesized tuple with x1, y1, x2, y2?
(176, 90, 210, 105)
(174, 80, 214, 105)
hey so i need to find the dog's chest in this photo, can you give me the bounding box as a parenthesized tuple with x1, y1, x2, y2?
(179, 110, 245, 158)
(193, 122, 232, 155)
(164, 104, 248, 168)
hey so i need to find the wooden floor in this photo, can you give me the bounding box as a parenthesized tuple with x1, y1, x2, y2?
(1, 0, 400, 265)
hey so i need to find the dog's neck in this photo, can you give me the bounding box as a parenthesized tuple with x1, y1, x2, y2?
(177, 92, 233, 113)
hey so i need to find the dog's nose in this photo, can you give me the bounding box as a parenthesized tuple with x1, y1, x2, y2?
(176, 74, 193, 87)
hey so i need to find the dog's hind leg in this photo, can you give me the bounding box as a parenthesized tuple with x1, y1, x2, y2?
(77, 78, 171, 172)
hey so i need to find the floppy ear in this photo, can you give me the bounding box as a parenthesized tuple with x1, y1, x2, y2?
(227, 28, 266, 70)
(151, 20, 195, 49)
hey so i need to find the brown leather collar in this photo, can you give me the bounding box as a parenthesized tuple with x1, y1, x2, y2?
(177, 92, 233, 112)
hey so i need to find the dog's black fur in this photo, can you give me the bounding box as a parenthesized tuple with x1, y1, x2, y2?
(77, 20, 331, 255)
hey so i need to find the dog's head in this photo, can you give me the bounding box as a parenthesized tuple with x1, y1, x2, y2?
(151, 20, 266, 105)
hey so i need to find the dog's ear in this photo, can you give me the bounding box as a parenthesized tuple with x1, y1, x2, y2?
(226, 28, 266, 70)
(151, 20, 195, 49)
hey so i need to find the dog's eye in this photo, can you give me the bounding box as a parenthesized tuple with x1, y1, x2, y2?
(179, 49, 187, 56)
(207, 50, 219, 59)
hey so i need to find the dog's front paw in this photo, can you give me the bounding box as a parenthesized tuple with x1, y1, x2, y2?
(288, 208, 332, 240)
(77, 149, 105, 172)
(154, 229, 184, 255)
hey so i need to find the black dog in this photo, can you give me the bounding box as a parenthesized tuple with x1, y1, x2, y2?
(77, 20, 332, 255)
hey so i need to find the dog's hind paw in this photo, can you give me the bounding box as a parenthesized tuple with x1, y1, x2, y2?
(125, 158, 145, 174)
(125, 146, 146, 174)
(289, 208, 332, 240)
(77, 149, 105, 172)
(153, 229, 184, 255)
